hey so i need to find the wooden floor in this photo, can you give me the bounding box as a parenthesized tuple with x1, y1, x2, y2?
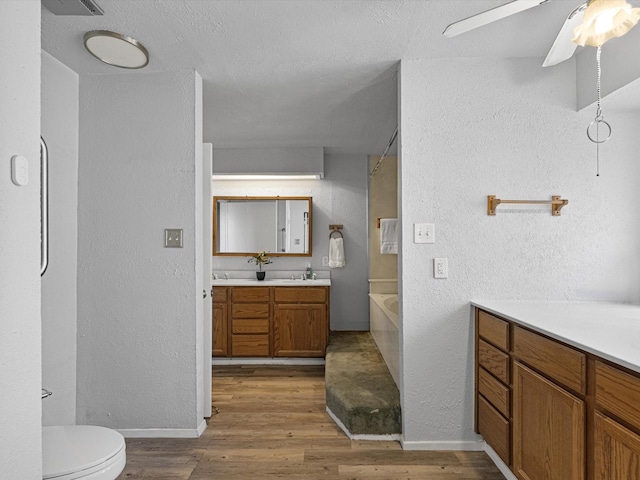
(118, 365, 505, 479)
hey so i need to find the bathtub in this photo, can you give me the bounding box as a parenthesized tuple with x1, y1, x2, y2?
(369, 293, 399, 388)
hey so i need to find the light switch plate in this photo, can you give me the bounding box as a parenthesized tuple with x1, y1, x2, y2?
(165, 229, 183, 248)
(414, 223, 435, 244)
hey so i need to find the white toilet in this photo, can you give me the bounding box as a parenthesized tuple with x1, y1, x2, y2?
(42, 425, 126, 480)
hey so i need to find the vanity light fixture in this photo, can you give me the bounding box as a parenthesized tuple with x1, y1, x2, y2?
(572, 0, 640, 176)
(84, 30, 149, 69)
(211, 174, 323, 180)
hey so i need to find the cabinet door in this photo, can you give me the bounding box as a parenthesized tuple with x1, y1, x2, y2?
(595, 412, 640, 480)
(513, 361, 585, 480)
(212, 303, 228, 356)
(274, 304, 327, 357)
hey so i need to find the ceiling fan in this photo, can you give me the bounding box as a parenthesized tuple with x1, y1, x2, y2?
(443, 0, 589, 67)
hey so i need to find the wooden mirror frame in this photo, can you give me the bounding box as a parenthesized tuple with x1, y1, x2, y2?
(213, 196, 312, 257)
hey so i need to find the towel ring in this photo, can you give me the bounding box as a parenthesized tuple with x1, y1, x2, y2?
(329, 224, 343, 239)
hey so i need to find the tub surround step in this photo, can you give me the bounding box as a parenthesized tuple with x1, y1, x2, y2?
(325, 331, 401, 437)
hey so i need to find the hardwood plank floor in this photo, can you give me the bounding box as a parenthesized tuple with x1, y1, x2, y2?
(118, 365, 505, 479)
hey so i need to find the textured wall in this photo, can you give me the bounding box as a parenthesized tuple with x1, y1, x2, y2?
(212, 153, 370, 330)
(0, 2, 42, 477)
(77, 70, 203, 432)
(41, 51, 79, 426)
(399, 57, 640, 447)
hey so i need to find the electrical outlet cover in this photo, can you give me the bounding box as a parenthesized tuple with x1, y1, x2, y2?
(434, 257, 448, 278)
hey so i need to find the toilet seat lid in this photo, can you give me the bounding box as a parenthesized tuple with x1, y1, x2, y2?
(43, 425, 125, 479)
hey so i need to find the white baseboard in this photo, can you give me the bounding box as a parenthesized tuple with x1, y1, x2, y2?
(212, 357, 325, 366)
(118, 419, 207, 439)
(325, 407, 402, 442)
(484, 443, 517, 480)
(400, 439, 485, 451)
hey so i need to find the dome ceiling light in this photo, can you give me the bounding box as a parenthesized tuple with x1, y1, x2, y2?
(83, 30, 149, 69)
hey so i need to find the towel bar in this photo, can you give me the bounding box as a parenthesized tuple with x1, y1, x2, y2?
(487, 195, 568, 216)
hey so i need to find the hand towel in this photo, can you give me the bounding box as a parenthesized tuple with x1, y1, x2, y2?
(329, 237, 345, 268)
(380, 218, 398, 254)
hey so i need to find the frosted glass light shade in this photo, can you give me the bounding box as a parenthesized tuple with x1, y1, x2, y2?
(84, 31, 149, 69)
(573, 0, 640, 46)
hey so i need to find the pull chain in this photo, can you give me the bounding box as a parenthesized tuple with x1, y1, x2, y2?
(587, 46, 611, 177)
(596, 133, 600, 177)
(596, 46, 602, 120)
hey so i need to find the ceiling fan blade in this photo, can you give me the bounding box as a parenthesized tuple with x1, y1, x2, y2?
(542, 3, 587, 67)
(443, 0, 552, 38)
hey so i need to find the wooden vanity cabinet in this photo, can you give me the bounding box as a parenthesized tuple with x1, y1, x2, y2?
(475, 307, 640, 480)
(475, 310, 511, 465)
(212, 287, 228, 356)
(273, 287, 328, 357)
(512, 325, 586, 480)
(512, 361, 585, 480)
(212, 285, 329, 358)
(594, 361, 640, 479)
(230, 287, 271, 356)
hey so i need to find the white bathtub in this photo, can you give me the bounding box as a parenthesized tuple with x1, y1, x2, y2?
(369, 293, 399, 388)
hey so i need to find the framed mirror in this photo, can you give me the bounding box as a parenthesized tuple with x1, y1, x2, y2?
(213, 196, 312, 256)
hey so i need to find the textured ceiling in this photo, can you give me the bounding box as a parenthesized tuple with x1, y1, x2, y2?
(41, 0, 632, 155)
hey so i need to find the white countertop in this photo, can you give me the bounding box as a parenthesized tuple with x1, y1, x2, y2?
(212, 278, 331, 287)
(471, 300, 640, 374)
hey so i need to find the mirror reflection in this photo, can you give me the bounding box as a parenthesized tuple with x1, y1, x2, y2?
(213, 196, 312, 256)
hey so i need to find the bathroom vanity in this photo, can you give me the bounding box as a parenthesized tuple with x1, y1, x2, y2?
(471, 300, 640, 479)
(212, 280, 330, 358)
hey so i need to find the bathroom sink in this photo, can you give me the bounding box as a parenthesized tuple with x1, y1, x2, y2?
(212, 278, 330, 286)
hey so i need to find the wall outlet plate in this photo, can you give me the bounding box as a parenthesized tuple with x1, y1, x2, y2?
(434, 257, 448, 278)
(165, 229, 183, 248)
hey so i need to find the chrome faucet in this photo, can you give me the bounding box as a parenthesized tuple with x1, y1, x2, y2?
(212, 273, 218, 280)
(224, 272, 229, 280)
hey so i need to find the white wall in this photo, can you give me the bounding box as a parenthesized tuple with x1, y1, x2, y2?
(76, 70, 204, 433)
(398, 57, 640, 447)
(41, 51, 79, 426)
(0, 2, 42, 477)
(212, 153, 370, 330)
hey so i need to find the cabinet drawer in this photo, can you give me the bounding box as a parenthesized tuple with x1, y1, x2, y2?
(478, 394, 510, 465)
(479, 367, 510, 418)
(274, 287, 327, 303)
(232, 318, 269, 334)
(212, 287, 228, 302)
(232, 287, 270, 302)
(478, 339, 510, 384)
(596, 361, 640, 431)
(232, 303, 269, 319)
(232, 334, 269, 356)
(478, 310, 509, 351)
(513, 326, 585, 395)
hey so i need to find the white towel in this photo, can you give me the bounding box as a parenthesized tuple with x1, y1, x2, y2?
(380, 218, 398, 254)
(328, 237, 345, 268)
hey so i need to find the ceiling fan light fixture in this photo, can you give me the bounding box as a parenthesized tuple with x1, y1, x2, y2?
(84, 30, 149, 69)
(572, 0, 640, 46)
